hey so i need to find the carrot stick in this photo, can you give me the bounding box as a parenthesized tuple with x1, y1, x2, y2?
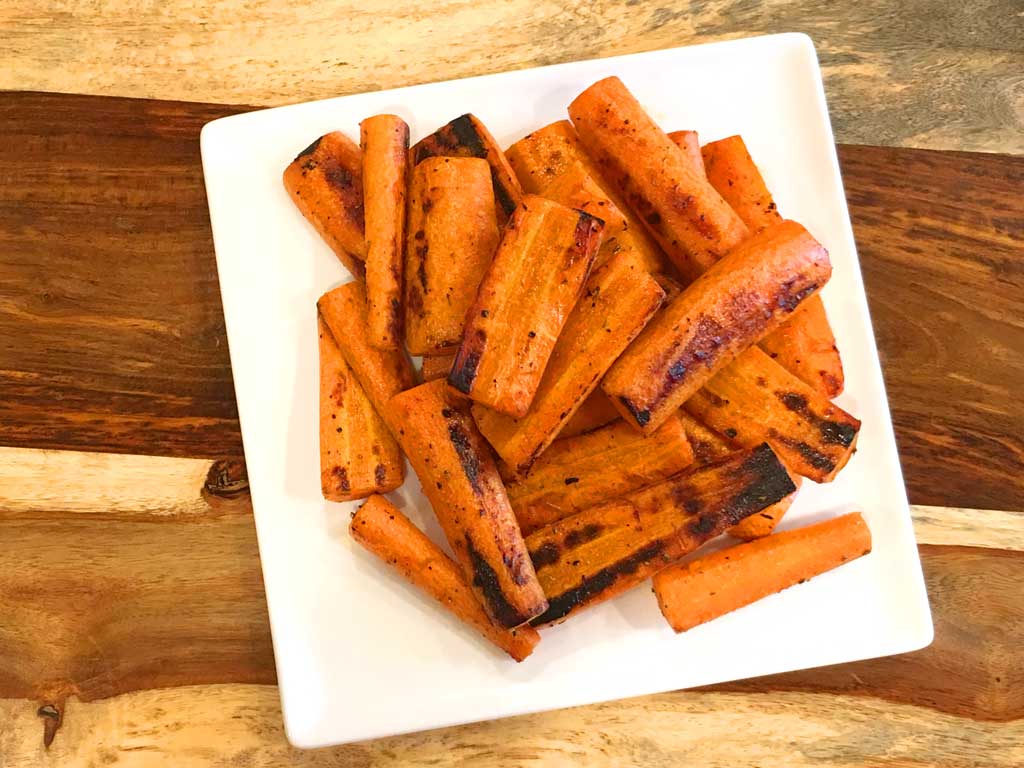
(540, 164, 629, 236)
(360, 115, 410, 349)
(684, 345, 860, 483)
(319, 315, 403, 500)
(448, 195, 604, 418)
(350, 495, 540, 661)
(421, 353, 455, 383)
(602, 219, 832, 434)
(505, 416, 695, 536)
(385, 380, 548, 626)
(410, 114, 523, 223)
(653, 512, 872, 632)
(569, 77, 749, 281)
(283, 132, 366, 280)
(317, 281, 416, 419)
(527, 443, 795, 625)
(472, 247, 664, 472)
(728, 476, 802, 540)
(701, 135, 781, 232)
(668, 130, 705, 176)
(558, 390, 620, 439)
(404, 157, 500, 356)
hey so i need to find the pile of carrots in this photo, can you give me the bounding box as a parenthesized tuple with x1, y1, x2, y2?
(284, 76, 872, 661)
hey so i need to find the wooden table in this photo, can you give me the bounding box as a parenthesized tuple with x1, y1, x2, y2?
(1, 3, 1022, 765)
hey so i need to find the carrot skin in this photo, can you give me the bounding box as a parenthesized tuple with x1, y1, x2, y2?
(668, 130, 705, 176)
(700, 135, 782, 232)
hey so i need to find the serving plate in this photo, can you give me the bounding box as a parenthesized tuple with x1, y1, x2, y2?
(200, 33, 932, 748)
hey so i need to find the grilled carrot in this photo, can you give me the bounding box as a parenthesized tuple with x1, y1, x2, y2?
(728, 475, 802, 540)
(283, 132, 366, 279)
(558, 390, 621, 439)
(385, 380, 547, 626)
(651, 270, 685, 302)
(350, 495, 540, 661)
(410, 114, 523, 223)
(668, 130, 705, 176)
(527, 443, 795, 625)
(701, 135, 845, 397)
(569, 77, 749, 281)
(360, 115, 409, 349)
(541, 164, 628, 235)
(684, 345, 860, 483)
(317, 282, 416, 418)
(421, 353, 456, 383)
(319, 315, 403, 500)
(653, 512, 872, 632)
(405, 157, 500, 356)
(602, 219, 832, 434)
(448, 195, 604, 418)
(505, 416, 695, 536)
(473, 248, 664, 471)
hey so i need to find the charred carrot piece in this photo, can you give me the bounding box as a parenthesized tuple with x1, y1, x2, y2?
(360, 115, 410, 349)
(701, 135, 781, 232)
(410, 114, 523, 223)
(317, 282, 416, 418)
(527, 443, 795, 626)
(351, 495, 540, 661)
(421, 353, 456, 383)
(283, 132, 366, 280)
(385, 380, 547, 626)
(506, 416, 695, 536)
(472, 247, 664, 471)
(319, 315, 403, 500)
(602, 219, 832, 434)
(558, 390, 621, 439)
(668, 130, 705, 176)
(449, 195, 604, 418)
(685, 345, 860, 483)
(405, 157, 500, 356)
(653, 512, 872, 632)
(728, 475, 802, 540)
(569, 78, 749, 281)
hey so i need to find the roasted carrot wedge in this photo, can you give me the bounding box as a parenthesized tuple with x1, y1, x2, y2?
(668, 130, 705, 176)
(505, 416, 695, 536)
(420, 353, 456, 383)
(602, 219, 832, 434)
(527, 443, 795, 626)
(558, 390, 621, 439)
(319, 315, 403, 500)
(283, 132, 366, 279)
(569, 77, 749, 281)
(350, 495, 540, 661)
(701, 135, 845, 397)
(449, 195, 604, 418)
(653, 512, 872, 632)
(317, 282, 416, 418)
(385, 380, 547, 626)
(404, 157, 500, 356)
(360, 115, 410, 349)
(472, 247, 664, 471)
(685, 345, 861, 483)
(410, 114, 523, 223)
(540, 164, 629, 235)
(728, 476, 802, 540)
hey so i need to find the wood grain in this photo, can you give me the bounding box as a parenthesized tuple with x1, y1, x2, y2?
(3, 92, 1021, 508)
(0, 1, 1021, 153)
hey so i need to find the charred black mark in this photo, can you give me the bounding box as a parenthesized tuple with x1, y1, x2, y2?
(564, 523, 603, 549)
(530, 540, 666, 625)
(466, 537, 524, 627)
(619, 396, 650, 427)
(659, 316, 729, 400)
(688, 514, 718, 535)
(416, 246, 429, 293)
(683, 498, 702, 515)
(772, 430, 837, 473)
(448, 344, 482, 394)
(447, 423, 482, 494)
(776, 280, 819, 313)
(646, 211, 662, 228)
(778, 391, 857, 447)
(724, 445, 797, 524)
(422, 197, 434, 213)
(448, 114, 488, 156)
(724, 427, 738, 439)
(325, 165, 355, 192)
(530, 541, 561, 569)
(571, 213, 604, 265)
(668, 361, 687, 381)
(491, 170, 519, 218)
(374, 464, 387, 485)
(564, 476, 580, 485)
(331, 466, 350, 493)
(296, 136, 322, 159)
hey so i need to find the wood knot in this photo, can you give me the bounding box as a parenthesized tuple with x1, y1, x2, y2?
(204, 459, 249, 498)
(37, 702, 63, 748)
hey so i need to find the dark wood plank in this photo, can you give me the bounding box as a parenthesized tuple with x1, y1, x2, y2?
(1, 92, 1021, 508)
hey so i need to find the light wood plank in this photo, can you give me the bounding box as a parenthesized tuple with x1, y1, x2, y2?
(912, 504, 1024, 551)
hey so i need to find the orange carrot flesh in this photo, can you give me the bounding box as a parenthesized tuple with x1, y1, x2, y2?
(319, 315, 404, 500)
(420, 353, 456, 383)
(684, 345, 861, 483)
(385, 380, 547, 627)
(410, 114, 523, 223)
(668, 130, 705, 176)
(602, 219, 832, 434)
(506, 416, 696, 536)
(404, 157, 499, 356)
(700, 135, 844, 397)
(350, 495, 540, 661)
(569, 77, 749, 281)
(472, 248, 664, 471)
(448, 195, 604, 418)
(558, 389, 621, 439)
(653, 512, 872, 633)
(541, 164, 629, 235)
(317, 281, 416, 418)
(283, 132, 366, 280)
(360, 115, 410, 349)
(526, 443, 796, 625)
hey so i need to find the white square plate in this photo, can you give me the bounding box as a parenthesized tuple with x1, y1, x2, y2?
(200, 33, 932, 749)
